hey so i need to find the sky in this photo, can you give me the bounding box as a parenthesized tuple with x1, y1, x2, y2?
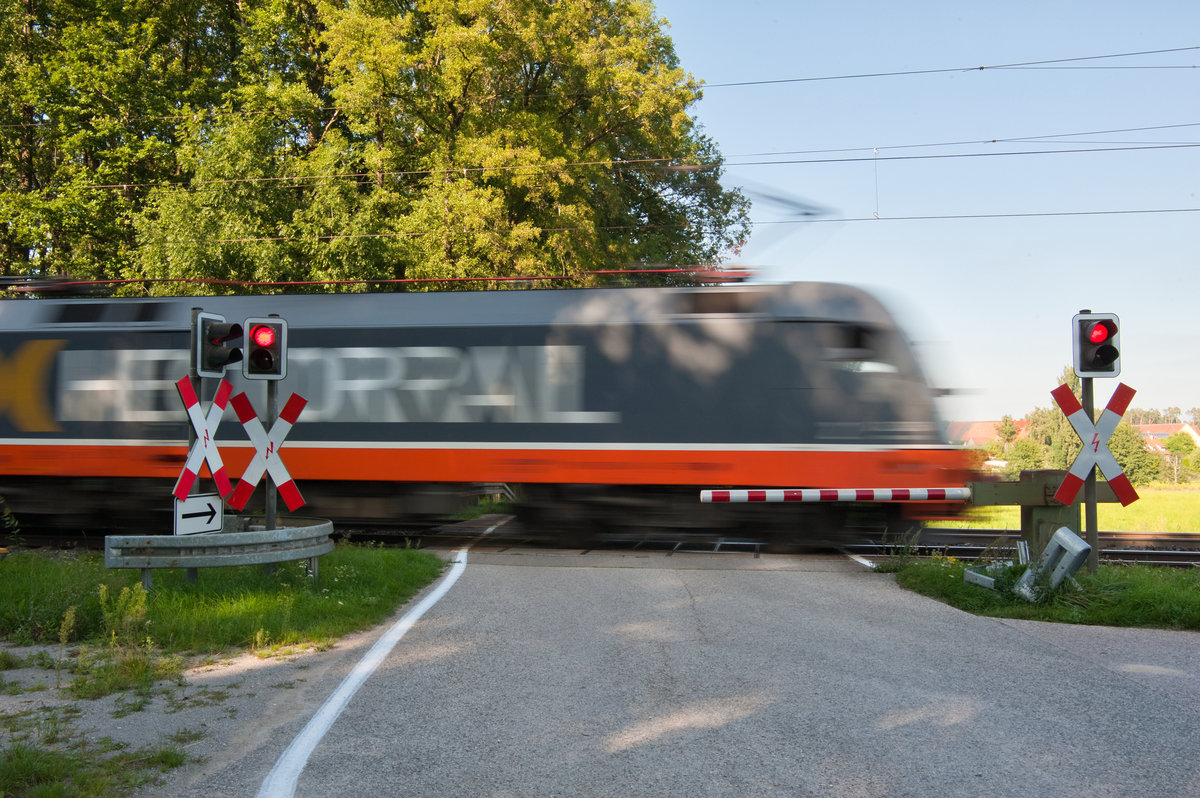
(650, 0, 1198, 422)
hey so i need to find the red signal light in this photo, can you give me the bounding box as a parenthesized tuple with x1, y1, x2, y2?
(251, 325, 276, 348)
(1088, 323, 1109, 344)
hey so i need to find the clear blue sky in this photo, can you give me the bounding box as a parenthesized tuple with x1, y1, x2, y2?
(652, 0, 1198, 422)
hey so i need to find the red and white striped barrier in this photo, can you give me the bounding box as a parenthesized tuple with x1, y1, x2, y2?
(227, 392, 308, 512)
(701, 487, 972, 503)
(173, 377, 234, 501)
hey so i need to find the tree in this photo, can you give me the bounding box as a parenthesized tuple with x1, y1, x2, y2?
(1161, 430, 1197, 483)
(996, 414, 1017, 451)
(1019, 366, 1160, 485)
(1106, 421, 1158, 487)
(1023, 367, 1081, 471)
(0, 0, 243, 283)
(127, 0, 751, 293)
(1003, 438, 1043, 479)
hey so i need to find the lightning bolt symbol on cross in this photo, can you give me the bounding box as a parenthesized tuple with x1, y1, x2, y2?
(1051, 382, 1139, 507)
(227, 392, 307, 512)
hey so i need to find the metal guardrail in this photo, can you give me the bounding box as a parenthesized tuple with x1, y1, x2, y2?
(105, 516, 334, 589)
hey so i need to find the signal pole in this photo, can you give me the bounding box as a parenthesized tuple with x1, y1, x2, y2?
(1073, 307, 1121, 574)
(1081, 375, 1099, 573)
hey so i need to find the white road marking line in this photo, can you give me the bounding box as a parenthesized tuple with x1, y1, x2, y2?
(844, 552, 878, 569)
(257, 519, 505, 797)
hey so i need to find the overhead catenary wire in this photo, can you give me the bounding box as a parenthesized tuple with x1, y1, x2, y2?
(66, 139, 1200, 192)
(3, 44, 1195, 130)
(702, 45, 1200, 87)
(185, 206, 1200, 245)
(6, 41, 1198, 249)
(728, 122, 1200, 157)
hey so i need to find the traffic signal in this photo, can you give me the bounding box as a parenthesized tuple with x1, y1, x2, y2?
(242, 317, 287, 380)
(196, 312, 242, 378)
(1072, 311, 1120, 378)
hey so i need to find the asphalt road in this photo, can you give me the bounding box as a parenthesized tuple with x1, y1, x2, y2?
(153, 547, 1200, 797)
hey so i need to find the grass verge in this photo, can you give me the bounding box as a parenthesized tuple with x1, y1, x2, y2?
(0, 541, 445, 797)
(0, 543, 444, 652)
(929, 483, 1200, 533)
(882, 555, 1200, 629)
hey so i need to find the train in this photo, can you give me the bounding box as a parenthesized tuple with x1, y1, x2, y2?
(0, 282, 975, 546)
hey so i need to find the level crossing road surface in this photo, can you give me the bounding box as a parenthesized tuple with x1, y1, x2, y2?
(152, 546, 1200, 798)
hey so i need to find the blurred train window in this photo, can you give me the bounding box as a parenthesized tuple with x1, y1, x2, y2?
(124, 303, 168, 323)
(50, 302, 168, 324)
(53, 304, 103, 324)
(678, 291, 759, 315)
(818, 323, 898, 373)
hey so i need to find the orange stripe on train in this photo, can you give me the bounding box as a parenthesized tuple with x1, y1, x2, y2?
(0, 444, 972, 488)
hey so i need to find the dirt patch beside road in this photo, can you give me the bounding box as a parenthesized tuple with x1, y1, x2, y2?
(0, 627, 381, 794)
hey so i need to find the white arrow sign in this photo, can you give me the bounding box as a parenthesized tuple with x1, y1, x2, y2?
(174, 493, 223, 536)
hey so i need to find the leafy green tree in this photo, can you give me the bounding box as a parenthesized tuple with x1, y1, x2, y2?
(1003, 438, 1043, 479)
(129, 0, 751, 293)
(1161, 431, 1197, 483)
(1106, 421, 1158, 487)
(3, 1, 749, 291)
(996, 414, 1017, 451)
(0, 0, 242, 282)
(1018, 367, 1158, 485)
(1165, 430, 1197, 462)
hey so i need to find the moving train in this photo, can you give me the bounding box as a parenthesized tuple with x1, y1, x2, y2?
(0, 283, 974, 545)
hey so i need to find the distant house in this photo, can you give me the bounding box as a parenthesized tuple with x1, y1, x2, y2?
(947, 420, 1198, 453)
(945, 420, 1028, 447)
(1135, 423, 1200, 453)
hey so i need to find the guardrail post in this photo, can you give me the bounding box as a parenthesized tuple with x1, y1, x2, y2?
(105, 517, 334, 589)
(968, 469, 1118, 557)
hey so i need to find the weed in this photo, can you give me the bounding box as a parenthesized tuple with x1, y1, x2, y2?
(166, 727, 207, 746)
(99, 584, 149, 649)
(66, 645, 184, 702)
(58, 605, 77, 688)
(252, 627, 271, 653)
(112, 694, 152, 718)
(874, 526, 923, 573)
(0, 495, 19, 541)
(452, 496, 513, 520)
(165, 683, 232, 713)
(0, 738, 192, 797)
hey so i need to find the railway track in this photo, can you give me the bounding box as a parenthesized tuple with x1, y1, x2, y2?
(386, 521, 1200, 566)
(850, 529, 1200, 567)
(5, 523, 1198, 566)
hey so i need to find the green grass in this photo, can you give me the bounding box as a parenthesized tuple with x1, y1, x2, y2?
(0, 542, 444, 798)
(931, 483, 1200, 533)
(0, 543, 444, 652)
(451, 496, 513, 520)
(888, 557, 1200, 629)
(0, 738, 189, 797)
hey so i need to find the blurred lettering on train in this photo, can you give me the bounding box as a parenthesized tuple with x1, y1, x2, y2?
(0, 340, 65, 431)
(56, 345, 619, 424)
